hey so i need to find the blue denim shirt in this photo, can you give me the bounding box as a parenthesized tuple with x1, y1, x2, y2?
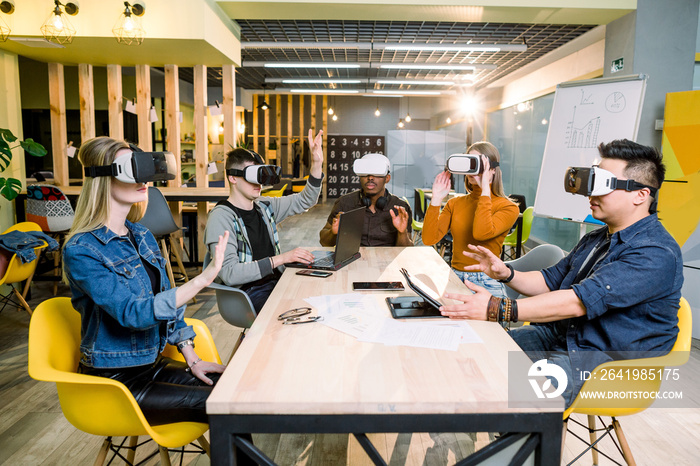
(539, 214, 683, 394)
(63, 220, 195, 368)
(0, 230, 59, 263)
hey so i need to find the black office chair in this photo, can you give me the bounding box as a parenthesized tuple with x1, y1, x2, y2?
(509, 194, 527, 213)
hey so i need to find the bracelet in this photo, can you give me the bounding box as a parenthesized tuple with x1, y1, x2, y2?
(176, 339, 195, 353)
(187, 358, 202, 370)
(512, 299, 519, 323)
(487, 296, 501, 322)
(498, 263, 515, 283)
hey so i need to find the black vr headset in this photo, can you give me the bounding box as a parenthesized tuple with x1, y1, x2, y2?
(446, 153, 499, 175)
(564, 166, 658, 197)
(84, 144, 177, 183)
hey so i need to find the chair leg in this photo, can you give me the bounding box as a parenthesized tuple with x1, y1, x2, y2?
(561, 419, 568, 461)
(159, 446, 172, 466)
(227, 331, 246, 363)
(93, 438, 111, 466)
(13, 288, 33, 316)
(169, 236, 191, 283)
(53, 249, 61, 296)
(126, 436, 139, 464)
(160, 238, 177, 289)
(197, 434, 211, 457)
(612, 418, 636, 465)
(588, 415, 599, 465)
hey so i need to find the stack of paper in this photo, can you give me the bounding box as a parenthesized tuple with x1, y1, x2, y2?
(304, 293, 482, 351)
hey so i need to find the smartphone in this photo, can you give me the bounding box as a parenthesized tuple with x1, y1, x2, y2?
(352, 281, 405, 291)
(295, 270, 332, 278)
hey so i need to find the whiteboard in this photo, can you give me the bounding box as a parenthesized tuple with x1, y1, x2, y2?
(534, 74, 647, 222)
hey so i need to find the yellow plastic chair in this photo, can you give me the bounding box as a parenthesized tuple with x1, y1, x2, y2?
(0, 222, 48, 316)
(292, 176, 309, 193)
(563, 297, 692, 465)
(28, 297, 221, 465)
(502, 206, 534, 260)
(263, 183, 288, 198)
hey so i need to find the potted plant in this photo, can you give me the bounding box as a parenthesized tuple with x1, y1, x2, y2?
(0, 128, 47, 201)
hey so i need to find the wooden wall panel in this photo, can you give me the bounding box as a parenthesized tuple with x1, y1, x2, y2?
(222, 64, 236, 157)
(48, 63, 68, 186)
(107, 64, 123, 140)
(276, 94, 282, 168)
(135, 65, 152, 151)
(193, 64, 208, 189)
(164, 64, 181, 187)
(287, 95, 293, 175)
(253, 95, 259, 154)
(298, 95, 304, 177)
(78, 64, 95, 145)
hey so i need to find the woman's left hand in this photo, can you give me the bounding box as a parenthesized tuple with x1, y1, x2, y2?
(190, 359, 226, 385)
(199, 231, 230, 285)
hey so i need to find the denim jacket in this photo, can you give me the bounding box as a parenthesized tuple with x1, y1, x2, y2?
(0, 230, 58, 263)
(63, 220, 195, 368)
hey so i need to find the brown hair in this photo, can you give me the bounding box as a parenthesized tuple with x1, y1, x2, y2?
(465, 141, 507, 198)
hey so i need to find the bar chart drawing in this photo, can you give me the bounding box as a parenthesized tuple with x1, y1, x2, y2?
(565, 106, 600, 149)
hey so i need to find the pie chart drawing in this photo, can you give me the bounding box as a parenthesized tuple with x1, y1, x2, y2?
(605, 92, 626, 113)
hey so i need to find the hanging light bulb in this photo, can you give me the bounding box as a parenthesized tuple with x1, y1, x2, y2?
(258, 83, 270, 111)
(328, 107, 334, 115)
(113, 1, 146, 46)
(446, 117, 452, 124)
(374, 97, 380, 117)
(398, 119, 405, 129)
(404, 97, 412, 122)
(0, 0, 12, 42)
(405, 114, 412, 123)
(332, 114, 338, 122)
(41, 1, 79, 45)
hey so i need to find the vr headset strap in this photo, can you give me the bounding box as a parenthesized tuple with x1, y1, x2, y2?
(611, 178, 658, 196)
(226, 168, 245, 177)
(84, 165, 118, 178)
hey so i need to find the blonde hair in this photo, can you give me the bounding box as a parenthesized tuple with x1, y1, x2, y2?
(65, 137, 147, 245)
(465, 141, 507, 198)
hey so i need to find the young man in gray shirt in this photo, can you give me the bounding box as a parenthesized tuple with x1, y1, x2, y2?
(204, 130, 324, 312)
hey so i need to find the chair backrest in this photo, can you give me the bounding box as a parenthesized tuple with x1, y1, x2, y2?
(564, 297, 692, 419)
(416, 188, 427, 219)
(504, 244, 565, 299)
(203, 252, 257, 329)
(0, 221, 48, 285)
(139, 187, 180, 237)
(264, 183, 288, 198)
(519, 206, 534, 243)
(26, 184, 75, 232)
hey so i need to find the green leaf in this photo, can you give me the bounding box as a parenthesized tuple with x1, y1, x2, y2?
(0, 140, 12, 171)
(0, 177, 22, 201)
(0, 128, 18, 144)
(19, 139, 47, 157)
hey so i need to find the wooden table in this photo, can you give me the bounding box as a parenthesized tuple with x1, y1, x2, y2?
(207, 246, 563, 465)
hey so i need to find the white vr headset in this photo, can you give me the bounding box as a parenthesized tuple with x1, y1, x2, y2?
(446, 153, 499, 175)
(84, 149, 177, 183)
(353, 153, 390, 177)
(226, 165, 282, 185)
(564, 166, 657, 197)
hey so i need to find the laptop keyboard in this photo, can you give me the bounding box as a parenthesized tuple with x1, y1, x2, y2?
(311, 255, 335, 268)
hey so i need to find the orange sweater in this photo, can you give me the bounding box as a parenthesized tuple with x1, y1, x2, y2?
(422, 187, 520, 271)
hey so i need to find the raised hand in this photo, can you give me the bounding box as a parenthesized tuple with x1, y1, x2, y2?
(331, 212, 343, 235)
(431, 170, 452, 206)
(462, 244, 510, 281)
(390, 205, 409, 233)
(479, 155, 492, 196)
(308, 129, 324, 177)
(199, 231, 230, 285)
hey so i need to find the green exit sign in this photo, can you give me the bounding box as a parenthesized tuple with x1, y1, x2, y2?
(611, 57, 624, 73)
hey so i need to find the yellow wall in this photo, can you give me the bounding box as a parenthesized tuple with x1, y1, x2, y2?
(0, 49, 25, 231)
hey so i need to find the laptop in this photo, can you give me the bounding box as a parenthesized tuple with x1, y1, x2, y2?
(287, 207, 364, 271)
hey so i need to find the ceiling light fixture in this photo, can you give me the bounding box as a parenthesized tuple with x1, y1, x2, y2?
(41, 0, 79, 45)
(328, 95, 334, 115)
(0, 1, 14, 42)
(275, 78, 362, 84)
(332, 114, 338, 122)
(373, 90, 442, 96)
(446, 117, 452, 124)
(398, 119, 405, 129)
(375, 43, 527, 53)
(379, 63, 497, 71)
(290, 89, 359, 94)
(113, 1, 146, 46)
(254, 62, 366, 69)
(404, 98, 411, 123)
(374, 98, 380, 117)
(258, 83, 270, 111)
(374, 79, 456, 86)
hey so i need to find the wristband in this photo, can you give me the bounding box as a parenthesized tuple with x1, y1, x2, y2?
(176, 339, 195, 353)
(498, 263, 515, 283)
(186, 357, 202, 372)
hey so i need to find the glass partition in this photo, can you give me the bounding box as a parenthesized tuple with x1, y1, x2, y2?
(486, 94, 583, 252)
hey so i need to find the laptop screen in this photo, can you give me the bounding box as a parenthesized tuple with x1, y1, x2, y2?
(333, 207, 364, 264)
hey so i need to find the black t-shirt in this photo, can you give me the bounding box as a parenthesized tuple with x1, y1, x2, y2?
(225, 202, 281, 289)
(127, 230, 160, 295)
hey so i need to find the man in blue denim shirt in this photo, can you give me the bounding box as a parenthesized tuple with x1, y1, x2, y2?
(439, 139, 683, 406)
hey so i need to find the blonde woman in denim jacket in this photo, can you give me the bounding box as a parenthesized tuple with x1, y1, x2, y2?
(62, 137, 234, 429)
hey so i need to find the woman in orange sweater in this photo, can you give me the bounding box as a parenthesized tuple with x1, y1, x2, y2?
(422, 141, 519, 298)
